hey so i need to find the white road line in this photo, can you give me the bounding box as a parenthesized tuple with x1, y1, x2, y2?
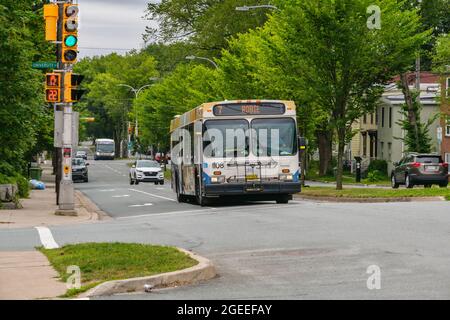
(128, 188, 177, 202)
(128, 203, 153, 208)
(35, 226, 59, 249)
(99, 189, 116, 192)
(112, 195, 130, 198)
(117, 208, 215, 220)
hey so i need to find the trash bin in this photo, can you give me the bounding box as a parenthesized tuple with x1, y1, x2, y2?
(29, 167, 43, 180)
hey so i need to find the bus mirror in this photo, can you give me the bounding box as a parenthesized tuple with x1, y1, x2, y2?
(298, 136, 308, 150)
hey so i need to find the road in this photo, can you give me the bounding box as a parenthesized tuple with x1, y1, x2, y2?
(1, 159, 450, 299)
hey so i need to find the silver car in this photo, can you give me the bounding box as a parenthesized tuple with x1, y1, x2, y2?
(130, 160, 164, 185)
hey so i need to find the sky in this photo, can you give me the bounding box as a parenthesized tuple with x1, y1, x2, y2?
(77, 0, 160, 58)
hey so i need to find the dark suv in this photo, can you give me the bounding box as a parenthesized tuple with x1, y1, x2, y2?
(391, 154, 448, 189)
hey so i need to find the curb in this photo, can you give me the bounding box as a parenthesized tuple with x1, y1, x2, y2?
(74, 190, 111, 221)
(295, 195, 446, 203)
(80, 248, 216, 298)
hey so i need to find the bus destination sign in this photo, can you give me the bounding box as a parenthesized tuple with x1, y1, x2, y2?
(213, 103, 285, 116)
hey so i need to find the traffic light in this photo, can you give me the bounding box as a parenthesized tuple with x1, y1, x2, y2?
(45, 73, 61, 103)
(62, 4, 79, 64)
(64, 72, 85, 103)
(43, 4, 58, 41)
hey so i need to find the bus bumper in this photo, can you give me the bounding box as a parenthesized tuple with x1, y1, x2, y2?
(204, 182, 301, 196)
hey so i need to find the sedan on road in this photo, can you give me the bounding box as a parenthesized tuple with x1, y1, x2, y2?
(391, 153, 448, 188)
(72, 158, 89, 183)
(130, 160, 164, 185)
(75, 150, 88, 160)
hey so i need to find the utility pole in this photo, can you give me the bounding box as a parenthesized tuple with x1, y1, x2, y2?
(44, 0, 83, 215)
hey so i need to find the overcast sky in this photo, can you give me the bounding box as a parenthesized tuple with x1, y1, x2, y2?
(78, 0, 159, 58)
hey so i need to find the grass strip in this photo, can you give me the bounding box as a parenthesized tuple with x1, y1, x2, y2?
(301, 186, 450, 200)
(38, 242, 198, 298)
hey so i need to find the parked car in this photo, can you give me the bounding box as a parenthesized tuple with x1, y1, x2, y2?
(391, 153, 448, 189)
(75, 150, 88, 160)
(130, 160, 164, 185)
(72, 158, 89, 182)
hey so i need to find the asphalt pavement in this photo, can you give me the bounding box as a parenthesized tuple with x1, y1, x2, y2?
(1, 159, 450, 299)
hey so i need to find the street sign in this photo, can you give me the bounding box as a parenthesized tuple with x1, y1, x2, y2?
(32, 61, 58, 69)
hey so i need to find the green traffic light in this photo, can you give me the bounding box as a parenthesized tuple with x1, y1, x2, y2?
(64, 35, 77, 47)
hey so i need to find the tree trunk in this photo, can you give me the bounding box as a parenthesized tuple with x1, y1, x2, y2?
(317, 130, 332, 176)
(336, 127, 346, 190)
(300, 149, 307, 186)
(400, 73, 420, 149)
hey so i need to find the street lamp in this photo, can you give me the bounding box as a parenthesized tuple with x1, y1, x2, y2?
(235, 4, 279, 11)
(117, 83, 156, 157)
(185, 55, 219, 69)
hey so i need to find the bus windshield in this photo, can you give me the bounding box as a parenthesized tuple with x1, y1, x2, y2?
(97, 143, 114, 153)
(252, 118, 297, 157)
(203, 120, 249, 158)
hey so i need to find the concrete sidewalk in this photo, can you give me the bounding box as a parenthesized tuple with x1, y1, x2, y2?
(0, 251, 66, 300)
(0, 164, 107, 229)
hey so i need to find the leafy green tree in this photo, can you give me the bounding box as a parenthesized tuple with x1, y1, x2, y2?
(144, 0, 270, 57)
(396, 91, 437, 153)
(275, 0, 430, 189)
(136, 63, 223, 151)
(0, 0, 53, 178)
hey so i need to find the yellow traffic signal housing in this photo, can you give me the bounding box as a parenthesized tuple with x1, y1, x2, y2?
(62, 4, 79, 64)
(64, 72, 85, 103)
(45, 73, 61, 103)
(43, 4, 58, 41)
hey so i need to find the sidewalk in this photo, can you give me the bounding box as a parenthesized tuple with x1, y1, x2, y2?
(0, 164, 105, 299)
(0, 251, 66, 299)
(0, 164, 106, 229)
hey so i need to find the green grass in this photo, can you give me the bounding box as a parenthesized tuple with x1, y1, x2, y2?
(306, 172, 390, 186)
(301, 186, 450, 200)
(38, 242, 198, 298)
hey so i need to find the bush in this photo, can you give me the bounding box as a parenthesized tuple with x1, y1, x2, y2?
(367, 160, 388, 176)
(366, 170, 384, 182)
(0, 173, 30, 199)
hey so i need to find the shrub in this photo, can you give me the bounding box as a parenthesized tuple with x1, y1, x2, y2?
(0, 173, 30, 199)
(366, 170, 384, 182)
(367, 160, 388, 176)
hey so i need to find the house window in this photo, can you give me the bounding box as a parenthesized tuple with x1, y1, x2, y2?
(363, 133, 367, 157)
(381, 107, 385, 127)
(445, 153, 450, 164)
(389, 107, 392, 128)
(388, 142, 392, 161)
(446, 119, 450, 137)
(363, 114, 367, 124)
(380, 141, 384, 159)
(447, 78, 450, 97)
(370, 113, 374, 124)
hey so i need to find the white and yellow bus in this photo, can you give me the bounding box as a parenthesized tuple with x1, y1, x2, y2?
(170, 100, 301, 206)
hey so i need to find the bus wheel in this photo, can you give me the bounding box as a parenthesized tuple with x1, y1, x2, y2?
(276, 194, 290, 204)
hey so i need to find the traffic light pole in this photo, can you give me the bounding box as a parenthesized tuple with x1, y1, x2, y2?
(55, 1, 76, 215)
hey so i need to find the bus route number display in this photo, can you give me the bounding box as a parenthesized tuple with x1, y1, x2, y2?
(213, 103, 285, 116)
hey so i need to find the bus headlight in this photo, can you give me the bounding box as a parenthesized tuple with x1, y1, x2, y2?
(279, 174, 293, 181)
(211, 176, 226, 184)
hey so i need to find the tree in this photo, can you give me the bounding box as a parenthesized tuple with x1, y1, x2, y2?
(0, 0, 54, 176)
(144, 0, 270, 57)
(276, 0, 430, 189)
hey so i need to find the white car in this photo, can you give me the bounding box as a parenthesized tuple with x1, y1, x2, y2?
(130, 160, 164, 185)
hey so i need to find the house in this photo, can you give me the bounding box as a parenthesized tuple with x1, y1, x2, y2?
(348, 72, 444, 174)
(439, 75, 450, 165)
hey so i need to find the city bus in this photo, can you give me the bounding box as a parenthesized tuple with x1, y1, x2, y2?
(170, 100, 301, 206)
(94, 138, 115, 160)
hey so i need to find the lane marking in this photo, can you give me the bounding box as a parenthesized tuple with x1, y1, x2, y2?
(117, 208, 215, 220)
(128, 188, 177, 202)
(35, 226, 59, 249)
(128, 203, 153, 208)
(112, 195, 130, 198)
(99, 189, 116, 192)
(116, 202, 304, 220)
